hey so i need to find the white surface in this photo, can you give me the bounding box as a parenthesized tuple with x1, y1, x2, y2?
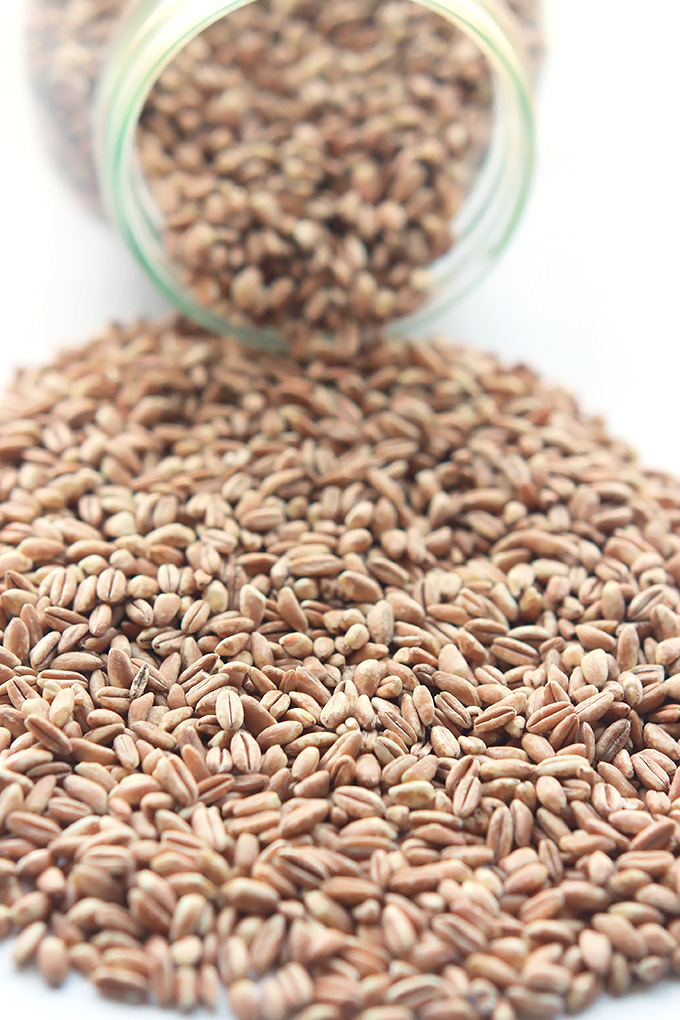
(1, 1, 680, 1018)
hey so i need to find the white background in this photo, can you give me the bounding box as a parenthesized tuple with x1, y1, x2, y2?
(1, 1, 680, 1018)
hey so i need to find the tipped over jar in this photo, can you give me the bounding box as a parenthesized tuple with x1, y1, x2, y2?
(27, 0, 542, 345)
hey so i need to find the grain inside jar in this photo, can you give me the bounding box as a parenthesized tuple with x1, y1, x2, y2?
(27, 0, 542, 334)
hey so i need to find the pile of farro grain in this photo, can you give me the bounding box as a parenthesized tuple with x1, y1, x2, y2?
(2, 318, 680, 1019)
(27, 0, 541, 332)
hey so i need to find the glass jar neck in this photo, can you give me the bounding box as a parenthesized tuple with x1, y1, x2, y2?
(95, 0, 535, 341)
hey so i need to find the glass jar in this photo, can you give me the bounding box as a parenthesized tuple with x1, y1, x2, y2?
(27, 0, 541, 346)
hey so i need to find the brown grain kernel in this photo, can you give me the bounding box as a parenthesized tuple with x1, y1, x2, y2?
(12, 920, 47, 967)
(36, 935, 69, 988)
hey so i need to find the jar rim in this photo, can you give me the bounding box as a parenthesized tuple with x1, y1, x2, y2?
(95, 0, 535, 344)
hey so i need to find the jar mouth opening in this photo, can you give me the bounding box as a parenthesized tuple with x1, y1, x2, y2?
(96, 0, 535, 346)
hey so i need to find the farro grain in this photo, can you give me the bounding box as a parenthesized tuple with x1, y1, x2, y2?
(4, 319, 680, 1019)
